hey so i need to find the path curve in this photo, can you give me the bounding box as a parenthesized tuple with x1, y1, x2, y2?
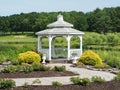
(13, 63, 116, 86)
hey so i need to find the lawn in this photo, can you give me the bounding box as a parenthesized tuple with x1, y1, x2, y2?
(0, 32, 120, 68)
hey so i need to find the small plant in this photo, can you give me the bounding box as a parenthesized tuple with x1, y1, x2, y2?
(52, 81, 62, 87)
(22, 63, 33, 73)
(0, 78, 16, 89)
(23, 82, 29, 88)
(91, 76, 105, 83)
(76, 62, 84, 66)
(11, 59, 19, 65)
(53, 66, 66, 72)
(32, 79, 41, 85)
(94, 64, 110, 69)
(32, 62, 41, 71)
(70, 77, 90, 86)
(70, 77, 81, 85)
(15, 65, 23, 71)
(2, 65, 17, 73)
(114, 72, 120, 81)
(81, 78, 91, 86)
(39, 65, 50, 71)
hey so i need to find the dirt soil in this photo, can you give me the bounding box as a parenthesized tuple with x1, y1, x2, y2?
(0, 71, 78, 78)
(6, 81, 120, 90)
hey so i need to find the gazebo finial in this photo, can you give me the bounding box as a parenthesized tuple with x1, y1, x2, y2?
(57, 14, 63, 21)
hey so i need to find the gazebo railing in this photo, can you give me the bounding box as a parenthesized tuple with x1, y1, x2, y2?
(39, 48, 81, 60)
(39, 49, 49, 59)
(70, 49, 81, 59)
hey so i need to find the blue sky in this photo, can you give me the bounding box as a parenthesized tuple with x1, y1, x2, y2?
(0, 0, 120, 16)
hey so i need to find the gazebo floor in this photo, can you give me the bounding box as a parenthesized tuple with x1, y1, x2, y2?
(46, 58, 72, 63)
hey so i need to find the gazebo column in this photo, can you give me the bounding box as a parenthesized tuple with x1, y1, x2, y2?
(67, 35, 71, 60)
(51, 39, 55, 58)
(79, 36, 82, 56)
(38, 36, 42, 52)
(48, 35, 52, 61)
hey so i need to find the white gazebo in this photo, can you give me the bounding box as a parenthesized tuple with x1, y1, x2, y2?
(36, 14, 84, 61)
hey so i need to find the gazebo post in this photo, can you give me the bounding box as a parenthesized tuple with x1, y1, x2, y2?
(38, 36, 42, 52)
(51, 39, 55, 58)
(67, 35, 71, 60)
(79, 36, 82, 56)
(48, 35, 52, 61)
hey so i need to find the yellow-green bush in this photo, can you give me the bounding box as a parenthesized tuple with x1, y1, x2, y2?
(18, 51, 41, 64)
(94, 64, 110, 69)
(78, 50, 102, 66)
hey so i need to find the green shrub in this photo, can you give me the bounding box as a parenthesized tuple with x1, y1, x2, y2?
(32, 79, 41, 85)
(70, 77, 81, 85)
(15, 65, 23, 71)
(18, 51, 41, 64)
(52, 81, 62, 87)
(39, 65, 50, 71)
(32, 62, 41, 71)
(0, 59, 4, 64)
(2, 65, 17, 73)
(11, 59, 19, 65)
(114, 72, 120, 81)
(22, 63, 33, 73)
(0, 78, 15, 89)
(94, 64, 111, 69)
(81, 78, 91, 86)
(78, 50, 102, 66)
(70, 77, 90, 86)
(23, 82, 29, 88)
(91, 76, 105, 83)
(76, 62, 85, 66)
(53, 66, 66, 72)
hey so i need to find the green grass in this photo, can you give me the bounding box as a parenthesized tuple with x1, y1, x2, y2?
(0, 32, 120, 68)
(0, 35, 37, 62)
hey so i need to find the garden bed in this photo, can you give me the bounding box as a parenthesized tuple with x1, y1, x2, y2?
(6, 81, 120, 90)
(0, 71, 78, 78)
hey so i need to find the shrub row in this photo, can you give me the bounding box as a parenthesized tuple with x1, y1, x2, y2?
(70, 76, 106, 86)
(1, 74, 120, 89)
(1, 64, 66, 73)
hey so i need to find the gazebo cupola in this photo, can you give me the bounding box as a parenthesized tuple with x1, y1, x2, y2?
(36, 14, 84, 61)
(47, 14, 73, 28)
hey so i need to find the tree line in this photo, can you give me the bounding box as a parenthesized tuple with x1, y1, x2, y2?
(0, 7, 120, 35)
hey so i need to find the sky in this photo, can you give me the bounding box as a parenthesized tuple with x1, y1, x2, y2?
(0, 0, 120, 16)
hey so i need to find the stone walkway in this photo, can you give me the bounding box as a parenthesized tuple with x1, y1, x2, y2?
(13, 63, 116, 86)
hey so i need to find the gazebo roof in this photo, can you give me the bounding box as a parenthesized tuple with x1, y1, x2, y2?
(36, 28, 84, 35)
(36, 14, 84, 35)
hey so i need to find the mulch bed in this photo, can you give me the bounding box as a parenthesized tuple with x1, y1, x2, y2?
(6, 81, 120, 90)
(0, 71, 78, 78)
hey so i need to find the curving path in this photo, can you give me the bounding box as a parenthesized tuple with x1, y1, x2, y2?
(13, 63, 116, 86)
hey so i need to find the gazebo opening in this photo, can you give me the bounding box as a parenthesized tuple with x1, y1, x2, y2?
(41, 37, 49, 48)
(52, 36, 67, 59)
(70, 36, 80, 49)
